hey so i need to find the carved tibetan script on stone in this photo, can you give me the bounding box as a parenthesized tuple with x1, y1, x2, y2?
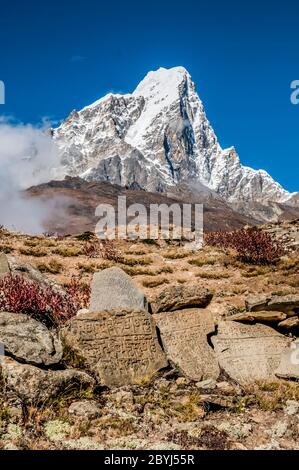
(212, 321, 290, 385)
(63, 309, 168, 387)
(153, 308, 220, 382)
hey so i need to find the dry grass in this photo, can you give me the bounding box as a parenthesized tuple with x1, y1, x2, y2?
(0, 228, 297, 330)
(122, 265, 174, 276)
(196, 270, 230, 280)
(37, 259, 63, 274)
(52, 247, 82, 257)
(188, 257, 216, 267)
(19, 247, 48, 257)
(120, 256, 152, 267)
(142, 277, 170, 288)
(162, 249, 190, 260)
(235, 380, 299, 412)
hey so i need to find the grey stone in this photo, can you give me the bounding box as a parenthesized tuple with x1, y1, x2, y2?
(62, 309, 168, 387)
(245, 294, 272, 312)
(217, 422, 252, 439)
(153, 308, 220, 382)
(255, 440, 281, 450)
(64, 437, 104, 450)
(270, 421, 288, 439)
(284, 400, 299, 416)
(275, 342, 299, 380)
(278, 316, 299, 330)
(268, 295, 299, 316)
(1, 357, 95, 404)
(7, 256, 65, 294)
(0, 253, 10, 279)
(89, 268, 148, 312)
(196, 379, 217, 390)
(8, 255, 52, 287)
(212, 321, 290, 385)
(112, 390, 135, 406)
(68, 400, 101, 419)
(246, 293, 299, 316)
(151, 284, 213, 314)
(228, 311, 287, 323)
(0, 312, 62, 366)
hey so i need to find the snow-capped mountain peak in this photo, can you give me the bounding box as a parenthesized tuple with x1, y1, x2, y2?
(53, 66, 296, 216)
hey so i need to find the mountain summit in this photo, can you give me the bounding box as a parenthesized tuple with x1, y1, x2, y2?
(53, 67, 295, 218)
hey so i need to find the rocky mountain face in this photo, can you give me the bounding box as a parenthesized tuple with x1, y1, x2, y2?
(53, 66, 297, 221)
(27, 177, 257, 235)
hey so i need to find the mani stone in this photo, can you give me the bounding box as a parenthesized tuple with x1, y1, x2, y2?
(0, 312, 63, 366)
(89, 268, 148, 312)
(0, 253, 10, 278)
(151, 284, 213, 314)
(1, 357, 94, 404)
(62, 309, 168, 387)
(275, 342, 299, 380)
(211, 321, 290, 385)
(153, 308, 220, 382)
(227, 311, 287, 323)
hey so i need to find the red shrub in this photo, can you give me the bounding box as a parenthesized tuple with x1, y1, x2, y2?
(205, 227, 284, 265)
(0, 275, 90, 327)
(66, 278, 91, 311)
(99, 241, 123, 262)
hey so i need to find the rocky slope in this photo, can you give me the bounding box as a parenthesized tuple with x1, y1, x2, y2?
(26, 177, 258, 235)
(0, 225, 298, 450)
(53, 67, 298, 221)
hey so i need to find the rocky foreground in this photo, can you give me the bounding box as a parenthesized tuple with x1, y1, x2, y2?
(0, 223, 298, 450)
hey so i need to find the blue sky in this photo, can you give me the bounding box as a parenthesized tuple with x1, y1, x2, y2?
(0, 0, 298, 191)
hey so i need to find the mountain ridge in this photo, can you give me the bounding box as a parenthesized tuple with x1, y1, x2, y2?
(53, 66, 297, 221)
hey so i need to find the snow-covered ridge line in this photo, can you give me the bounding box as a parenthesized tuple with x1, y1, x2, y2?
(53, 66, 296, 209)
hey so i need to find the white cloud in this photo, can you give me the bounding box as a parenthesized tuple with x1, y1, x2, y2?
(0, 119, 67, 234)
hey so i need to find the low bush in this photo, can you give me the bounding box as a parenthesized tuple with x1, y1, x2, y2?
(66, 278, 91, 311)
(0, 275, 90, 327)
(37, 259, 63, 274)
(19, 247, 48, 257)
(75, 231, 96, 242)
(53, 247, 82, 257)
(188, 258, 216, 267)
(99, 241, 123, 262)
(205, 227, 284, 265)
(120, 256, 152, 267)
(142, 277, 169, 288)
(0, 245, 13, 254)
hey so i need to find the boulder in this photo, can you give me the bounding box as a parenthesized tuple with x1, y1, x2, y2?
(212, 321, 290, 385)
(7, 255, 52, 287)
(151, 284, 213, 314)
(267, 295, 299, 316)
(278, 317, 299, 330)
(89, 268, 148, 312)
(245, 294, 272, 312)
(153, 308, 220, 382)
(0, 253, 10, 279)
(0, 312, 63, 366)
(246, 294, 299, 316)
(1, 358, 94, 404)
(275, 342, 299, 380)
(68, 400, 101, 419)
(227, 311, 287, 323)
(62, 309, 168, 387)
(6, 256, 65, 294)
